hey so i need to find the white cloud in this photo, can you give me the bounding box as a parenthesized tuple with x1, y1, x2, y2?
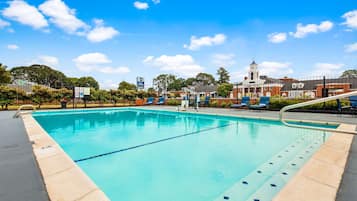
(99, 66, 130, 74)
(38, 55, 59, 66)
(2, 0, 48, 29)
(311, 63, 344, 76)
(143, 56, 154, 63)
(212, 53, 236, 67)
(345, 42, 357, 53)
(73, 52, 130, 74)
(231, 69, 248, 82)
(86, 19, 119, 42)
(134, 1, 149, 10)
(342, 10, 357, 30)
(152, 0, 160, 4)
(30, 55, 59, 66)
(39, 0, 88, 34)
(184, 33, 227, 50)
(259, 61, 293, 77)
(0, 18, 10, 28)
(268, 32, 287, 43)
(143, 54, 204, 77)
(290, 21, 333, 38)
(7, 44, 19, 50)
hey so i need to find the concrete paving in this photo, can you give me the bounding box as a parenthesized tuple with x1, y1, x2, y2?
(336, 135, 357, 201)
(0, 111, 48, 201)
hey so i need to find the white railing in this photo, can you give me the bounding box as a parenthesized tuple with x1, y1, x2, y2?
(279, 91, 357, 135)
(13, 104, 36, 118)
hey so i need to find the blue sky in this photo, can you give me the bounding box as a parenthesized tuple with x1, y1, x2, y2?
(0, 0, 357, 89)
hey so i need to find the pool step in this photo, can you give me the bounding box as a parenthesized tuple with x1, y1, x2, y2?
(246, 137, 324, 201)
(214, 134, 325, 201)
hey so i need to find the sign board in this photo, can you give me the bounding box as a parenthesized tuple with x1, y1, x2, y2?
(75, 87, 90, 98)
(136, 77, 145, 90)
(83, 88, 90, 96)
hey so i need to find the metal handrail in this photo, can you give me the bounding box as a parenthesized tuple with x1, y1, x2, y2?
(279, 91, 357, 135)
(13, 104, 36, 118)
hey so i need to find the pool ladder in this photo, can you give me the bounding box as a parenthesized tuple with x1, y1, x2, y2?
(279, 91, 357, 135)
(13, 104, 36, 118)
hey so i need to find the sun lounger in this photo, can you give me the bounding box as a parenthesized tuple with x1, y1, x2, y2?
(145, 97, 154, 105)
(249, 96, 270, 109)
(231, 96, 250, 108)
(156, 97, 165, 105)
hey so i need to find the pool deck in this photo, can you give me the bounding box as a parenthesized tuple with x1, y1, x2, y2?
(0, 106, 356, 201)
(0, 111, 49, 201)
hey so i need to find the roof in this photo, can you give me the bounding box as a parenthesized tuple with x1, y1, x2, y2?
(281, 77, 357, 91)
(194, 84, 217, 92)
(259, 76, 283, 84)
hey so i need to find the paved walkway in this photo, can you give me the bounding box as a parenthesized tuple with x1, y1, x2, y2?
(142, 105, 357, 125)
(0, 111, 48, 201)
(336, 135, 357, 201)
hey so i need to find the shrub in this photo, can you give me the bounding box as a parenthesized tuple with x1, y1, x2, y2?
(226, 101, 232, 108)
(167, 99, 180, 105)
(221, 101, 226, 108)
(209, 100, 218, 107)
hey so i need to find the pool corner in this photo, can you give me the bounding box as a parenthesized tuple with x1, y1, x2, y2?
(273, 123, 356, 201)
(21, 114, 110, 201)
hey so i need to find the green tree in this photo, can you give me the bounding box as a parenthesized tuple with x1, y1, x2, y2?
(52, 88, 72, 102)
(185, 77, 196, 86)
(147, 87, 157, 97)
(64, 77, 79, 88)
(11, 65, 67, 88)
(217, 83, 233, 97)
(0, 63, 11, 84)
(121, 90, 137, 101)
(168, 77, 186, 91)
(110, 90, 122, 105)
(0, 86, 26, 110)
(340, 69, 357, 78)
(118, 81, 137, 91)
(217, 67, 230, 84)
(31, 86, 53, 108)
(77, 76, 99, 89)
(196, 73, 216, 85)
(153, 74, 176, 94)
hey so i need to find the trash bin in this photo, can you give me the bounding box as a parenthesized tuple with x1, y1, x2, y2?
(60, 101, 67, 109)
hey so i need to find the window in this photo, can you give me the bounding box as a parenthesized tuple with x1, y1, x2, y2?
(292, 83, 297, 89)
(298, 83, 304, 89)
(251, 72, 254, 80)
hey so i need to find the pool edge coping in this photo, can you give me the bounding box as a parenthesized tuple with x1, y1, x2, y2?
(24, 107, 355, 201)
(273, 123, 356, 201)
(34, 106, 341, 127)
(21, 114, 110, 201)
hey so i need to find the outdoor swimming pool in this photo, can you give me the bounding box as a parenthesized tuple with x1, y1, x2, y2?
(33, 108, 335, 201)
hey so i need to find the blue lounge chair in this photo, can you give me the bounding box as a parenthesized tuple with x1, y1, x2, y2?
(200, 96, 210, 106)
(145, 97, 154, 105)
(231, 96, 250, 108)
(350, 96, 357, 109)
(344, 96, 357, 110)
(249, 96, 270, 109)
(156, 97, 165, 105)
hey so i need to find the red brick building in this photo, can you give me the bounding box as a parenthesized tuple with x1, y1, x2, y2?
(232, 61, 284, 98)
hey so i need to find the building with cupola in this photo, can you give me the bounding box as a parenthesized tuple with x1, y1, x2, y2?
(232, 61, 284, 98)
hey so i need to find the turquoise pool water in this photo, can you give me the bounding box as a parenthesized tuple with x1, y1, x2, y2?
(33, 108, 333, 201)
